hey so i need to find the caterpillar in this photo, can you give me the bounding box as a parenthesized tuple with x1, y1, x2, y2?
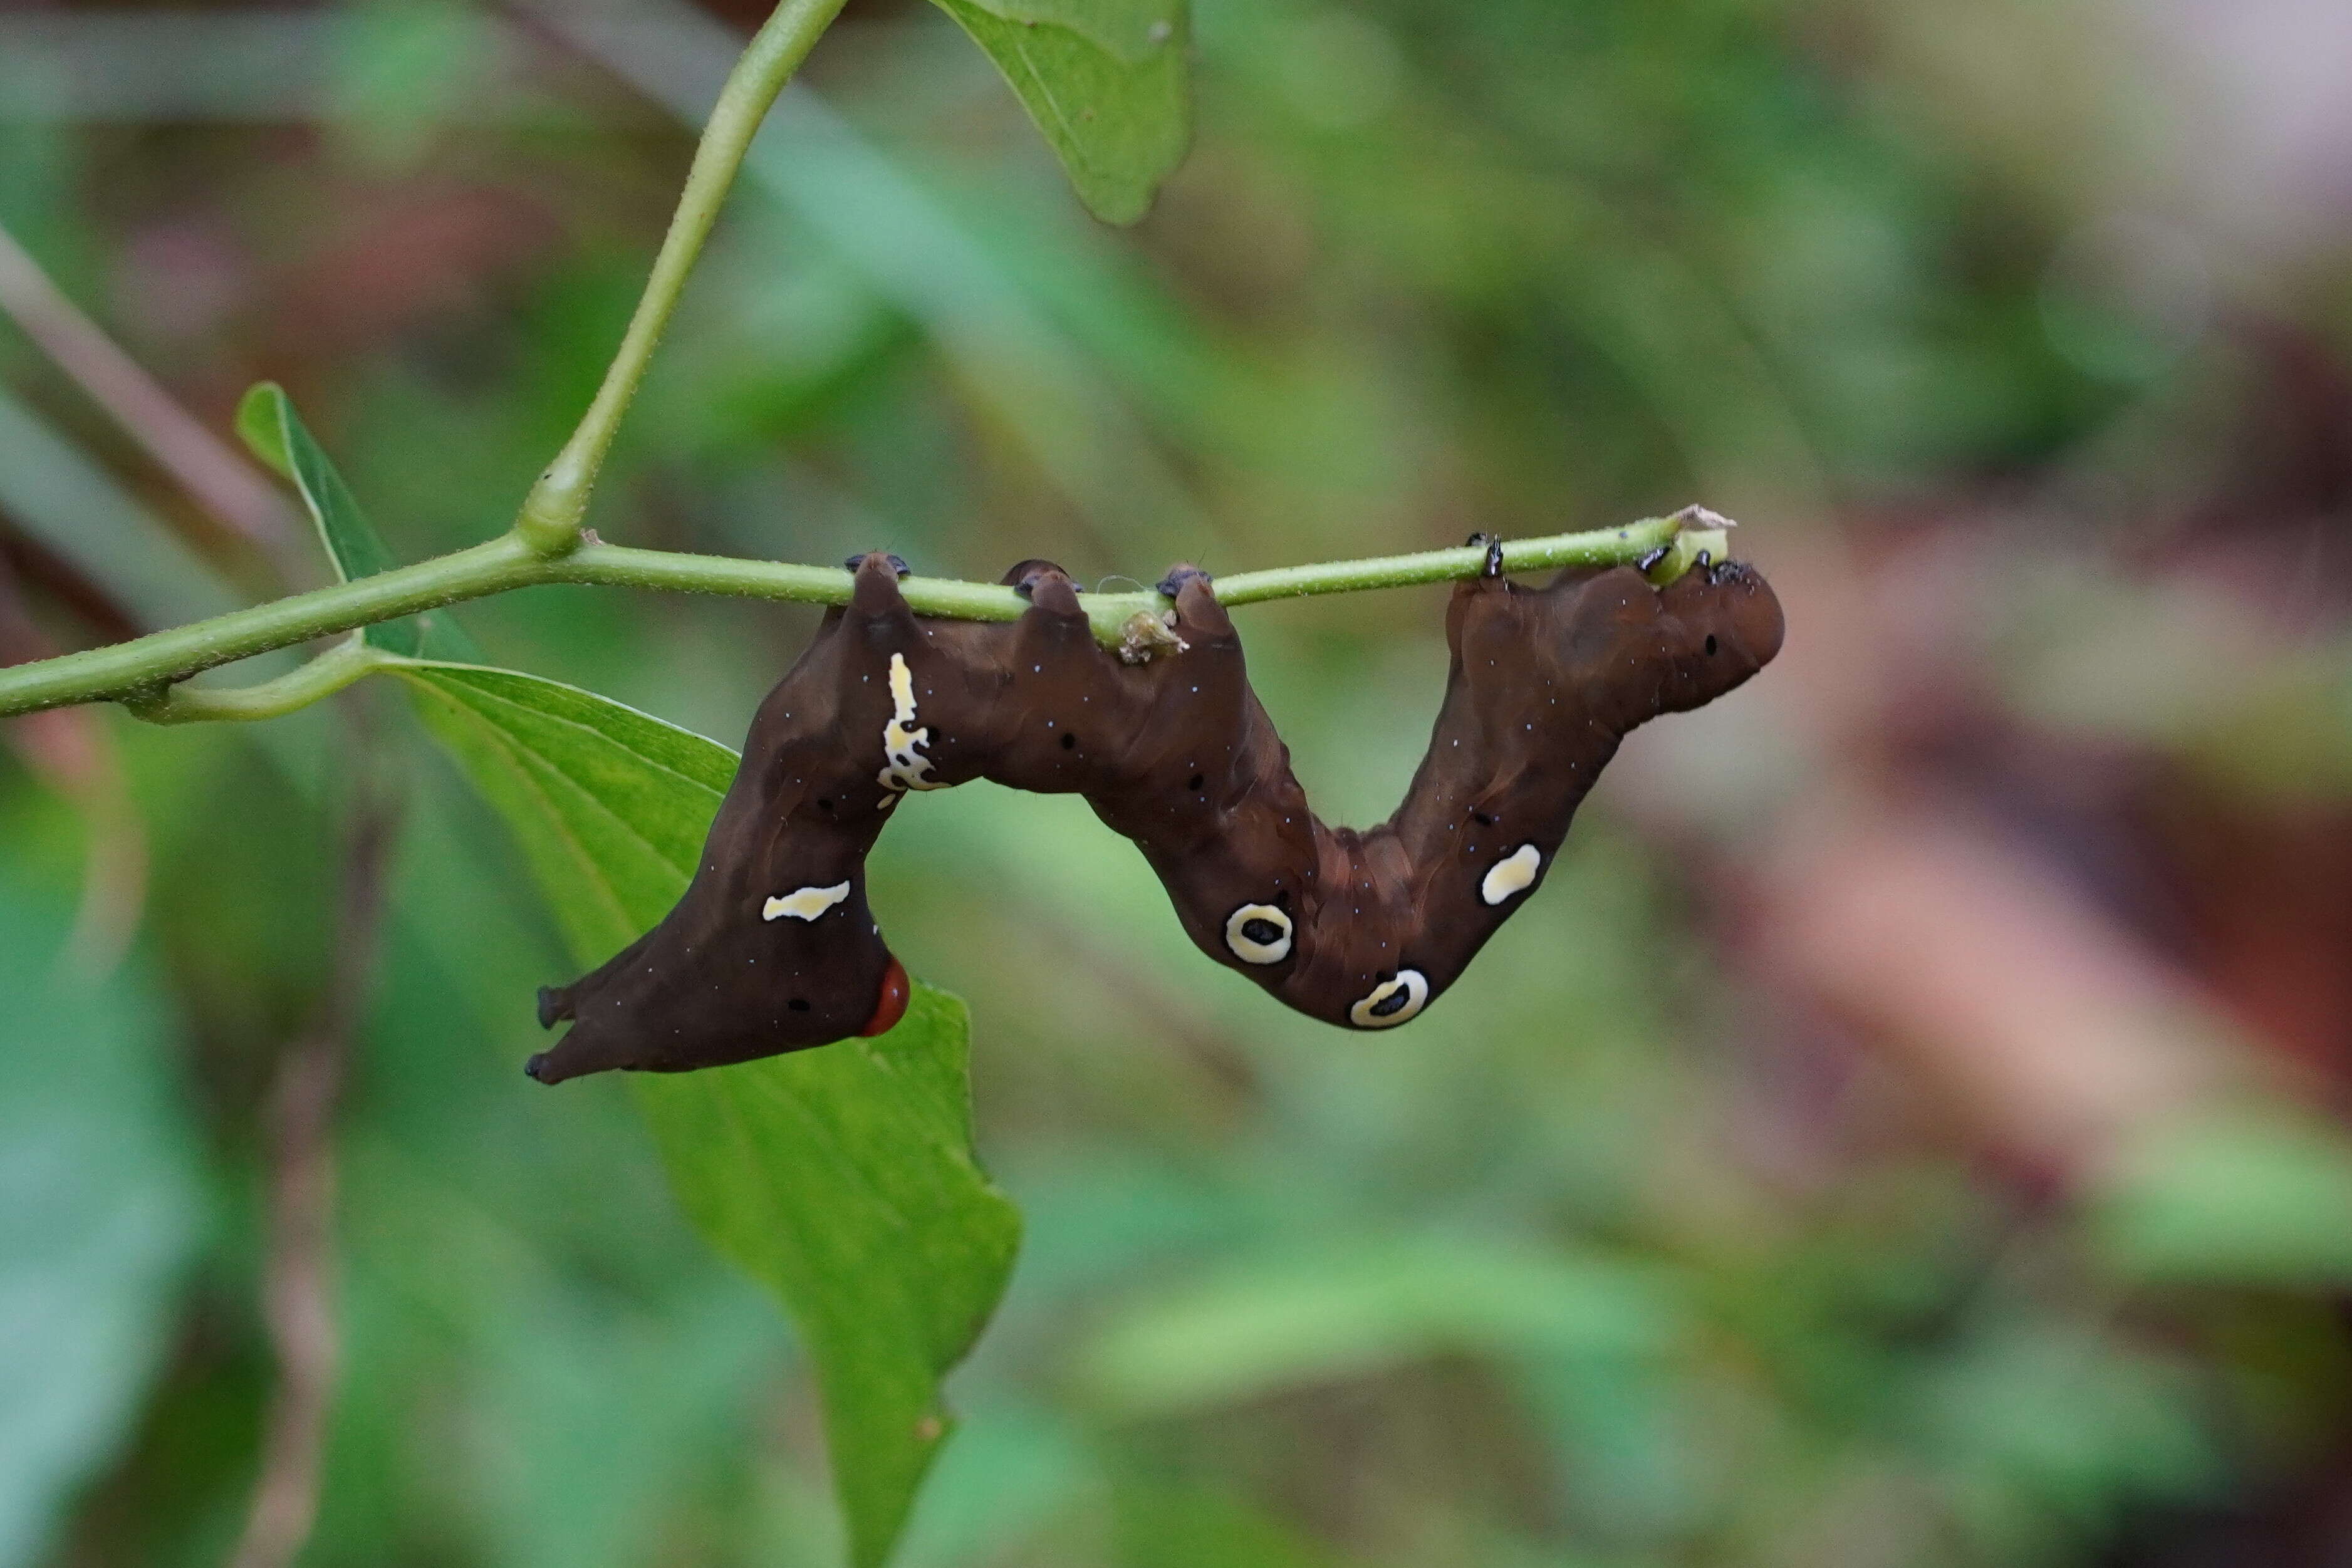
(526, 541, 1784, 1082)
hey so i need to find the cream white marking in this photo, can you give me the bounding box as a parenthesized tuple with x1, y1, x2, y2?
(1480, 844, 1541, 906)
(876, 652, 946, 802)
(764, 881, 850, 922)
(1224, 903, 1293, 965)
(1349, 969, 1428, 1029)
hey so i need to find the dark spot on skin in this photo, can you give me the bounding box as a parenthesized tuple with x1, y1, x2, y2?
(1241, 918, 1284, 946)
(1705, 635, 1718, 656)
(789, 997, 811, 1012)
(1189, 773, 1205, 791)
(1061, 732, 1076, 750)
(1273, 889, 1291, 908)
(1369, 986, 1412, 1017)
(818, 797, 833, 811)
(1472, 811, 1494, 826)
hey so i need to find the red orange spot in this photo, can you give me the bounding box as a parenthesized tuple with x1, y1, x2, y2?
(860, 955, 910, 1037)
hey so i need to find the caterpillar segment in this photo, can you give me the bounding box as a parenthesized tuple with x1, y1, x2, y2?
(526, 546, 1782, 1082)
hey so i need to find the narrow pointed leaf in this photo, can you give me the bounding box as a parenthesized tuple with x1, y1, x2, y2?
(930, 0, 1191, 225)
(234, 382, 480, 660)
(397, 662, 1020, 1568)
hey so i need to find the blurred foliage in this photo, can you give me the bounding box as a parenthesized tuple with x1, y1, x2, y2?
(0, 801, 204, 1566)
(2, 0, 2351, 1565)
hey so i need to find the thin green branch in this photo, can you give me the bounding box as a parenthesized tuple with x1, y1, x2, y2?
(121, 635, 399, 725)
(1215, 517, 1689, 607)
(513, 0, 850, 555)
(0, 536, 532, 718)
(0, 517, 1712, 722)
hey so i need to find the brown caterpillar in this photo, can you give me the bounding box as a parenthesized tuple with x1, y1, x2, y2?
(526, 543, 1784, 1082)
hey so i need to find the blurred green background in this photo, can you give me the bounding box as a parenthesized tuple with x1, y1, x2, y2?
(7, 0, 2352, 1563)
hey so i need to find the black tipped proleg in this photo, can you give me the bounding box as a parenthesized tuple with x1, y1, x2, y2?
(1155, 563, 1212, 600)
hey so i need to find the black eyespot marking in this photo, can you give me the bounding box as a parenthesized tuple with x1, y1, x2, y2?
(1370, 986, 1413, 1017)
(1472, 810, 1494, 826)
(1241, 917, 1284, 946)
(1061, 732, 1076, 750)
(789, 997, 810, 1012)
(1705, 634, 1718, 656)
(818, 797, 834, 811)
(1189, 773, 1205, 791)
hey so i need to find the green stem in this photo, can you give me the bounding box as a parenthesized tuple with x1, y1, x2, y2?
(1213, 519, 1682, 607)
(0, 518, 1703, 720)
(1, 536, 528, 718)
(512, 0, 850, 556)
(122, 635, 399, 724)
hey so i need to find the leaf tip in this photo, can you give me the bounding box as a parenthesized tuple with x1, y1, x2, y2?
(233, 382, 294, 479)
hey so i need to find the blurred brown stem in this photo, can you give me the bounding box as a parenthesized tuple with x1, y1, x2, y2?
(227, 718, 400, 1568)
(0, 220, 297, 556)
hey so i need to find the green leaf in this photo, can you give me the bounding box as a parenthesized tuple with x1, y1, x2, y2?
(395, 662, 1021, 1568)
(234, 382, 480, 660)
(930, 0, 1192, 225)
(0, 846, 206, 1568)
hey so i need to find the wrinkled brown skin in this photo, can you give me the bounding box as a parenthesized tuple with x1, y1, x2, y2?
(527, 549, 1784, 1082)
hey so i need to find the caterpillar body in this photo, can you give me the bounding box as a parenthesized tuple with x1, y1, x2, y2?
(527, 546, 1783, 1082)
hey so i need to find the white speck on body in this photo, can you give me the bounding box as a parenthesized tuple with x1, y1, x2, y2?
(1480, 844, 1541, 906)
(764, 881, 850, 922)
